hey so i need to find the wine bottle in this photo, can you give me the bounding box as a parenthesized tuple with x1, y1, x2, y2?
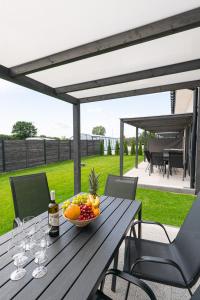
(48, 190, 59, 237)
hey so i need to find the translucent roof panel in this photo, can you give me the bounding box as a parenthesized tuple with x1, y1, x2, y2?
(28, 28, 200, 88)
(0, 0, 200, 67)
(68, 70, 200, 98)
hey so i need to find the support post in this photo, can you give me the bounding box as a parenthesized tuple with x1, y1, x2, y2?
(144, 130, 147, 161)
(195, 87, 200, 193)
(120, 120, 124, 176)
(73, 103, 81, 194)
(1, 140, 5, 172)
(190, 89, 198, 188)
(135, 127, 139, 168)
(44, 140, 47, 164)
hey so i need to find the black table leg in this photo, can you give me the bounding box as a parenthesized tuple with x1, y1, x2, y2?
(111, 249, 119, 292)
(138, 206, 142, 239)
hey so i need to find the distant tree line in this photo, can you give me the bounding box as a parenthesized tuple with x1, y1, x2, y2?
(99, 138, 144, 156)
(0, 121, 68, 141)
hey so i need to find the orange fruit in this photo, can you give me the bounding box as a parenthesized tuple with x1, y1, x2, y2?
(64, 204, 80, 220)
(92, 207, 100, 217)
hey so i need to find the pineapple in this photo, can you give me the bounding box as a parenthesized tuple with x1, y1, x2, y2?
(89, 168, 100, 198)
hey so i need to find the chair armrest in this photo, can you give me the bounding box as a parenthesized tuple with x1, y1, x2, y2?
(132, 256, 191, 296)
(13, 217, 22, 228)
(105, 269, 157, 300)
(132, 220, 171, 243)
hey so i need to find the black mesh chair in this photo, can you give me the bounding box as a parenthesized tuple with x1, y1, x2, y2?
(144, 150, 151, 175)
(168, 152, 184, 179)
(10, 173, 50, 227)
(104, 175, 138, 200)
(150, 152, 165, 176)
(95, 269, 156, 299)
(123, 194, 200, 298)
(103, 175, 138, 292)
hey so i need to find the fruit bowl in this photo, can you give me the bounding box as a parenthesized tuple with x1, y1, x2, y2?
(62, 193, 101, 227)
(62, 214, 99, 227)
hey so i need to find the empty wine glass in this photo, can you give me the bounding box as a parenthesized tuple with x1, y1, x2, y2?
(23, 216, 36, 250)
(8, 227, 28, 280)
(30, 231, 48, 279)
(42, 225, 51, 249)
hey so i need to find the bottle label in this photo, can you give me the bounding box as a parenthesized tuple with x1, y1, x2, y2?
(49, 212, 59, 226)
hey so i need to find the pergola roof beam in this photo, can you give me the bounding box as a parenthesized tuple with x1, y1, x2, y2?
(56, 59, 200, 94)
(0, 65, 78, 105)
(10, 7, 200, 77)
(80, 80, 200, 103)
(121, 113, 193, 133)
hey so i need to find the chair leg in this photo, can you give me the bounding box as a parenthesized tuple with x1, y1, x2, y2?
(125, 282, 131, 300)
(111, 249, 119, 292)
(100, 278, 105, 291)
(167, 164, 170, 179)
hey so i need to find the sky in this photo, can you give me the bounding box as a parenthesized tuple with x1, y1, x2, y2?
(0, 79, 170, 138)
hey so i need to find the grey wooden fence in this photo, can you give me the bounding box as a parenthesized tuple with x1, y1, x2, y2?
(0, 140, 100, 172)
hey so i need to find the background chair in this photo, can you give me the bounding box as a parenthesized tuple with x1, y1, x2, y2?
(96, 269, 156, 300)
(104, 175, 138, 200)
(123, 193, 200, 299)
(150, 152, 165, 176)
(168, 152, 184, 179)
(10, 173, 50, 227)
(144, 150, 151, 175)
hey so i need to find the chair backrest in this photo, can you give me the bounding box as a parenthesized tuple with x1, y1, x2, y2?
(144, 150, 151, 163)
(175, 194, 200, 284)
(150, 152, 163, 166)
(169, 152, 183, 169)
(104, 175, 138, 200)
(10, 173, 50, 220)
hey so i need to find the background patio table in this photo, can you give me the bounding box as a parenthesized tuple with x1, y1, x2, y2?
(0, 195, 141, 300)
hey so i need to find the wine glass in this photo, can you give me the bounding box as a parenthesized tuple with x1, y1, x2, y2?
(30, 231, 48, 279)
(23, 216, 36, 250)
(8, 227, 28, 280)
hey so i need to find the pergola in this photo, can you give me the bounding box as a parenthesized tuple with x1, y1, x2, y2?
(120, 113, 193, 184)
(0, 1, 200, 193)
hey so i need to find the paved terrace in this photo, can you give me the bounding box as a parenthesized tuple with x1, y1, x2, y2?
(124, 162, 194, 195)
(104, 224, 199, 299)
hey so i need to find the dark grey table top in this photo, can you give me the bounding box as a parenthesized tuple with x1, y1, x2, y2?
(0, 195, 141, 300)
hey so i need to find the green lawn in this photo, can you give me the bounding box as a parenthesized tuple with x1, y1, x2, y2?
(0, 155, 195, 236)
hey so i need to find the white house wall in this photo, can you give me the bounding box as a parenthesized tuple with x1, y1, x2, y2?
(175, 89, 193, 114)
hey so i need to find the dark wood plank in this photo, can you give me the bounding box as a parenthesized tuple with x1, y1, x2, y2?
(9, 197, 122, 300)
(56, 59, 200, 94)
(0, 196, 108, 274)
(80, 80, 200, 103)
(37, 199, 131, 300)
(64, 201, 141, 300)
(0, 196, 112, 299)
(10, 8, 200, 76)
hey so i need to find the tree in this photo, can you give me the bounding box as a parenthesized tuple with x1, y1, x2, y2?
(115, 140, 120, 155)
(139, 130, 155, 144)
(12, 121, 37, 139)
(0, 134, 13, 140)
(130, 139, 136, 155)
(107, 140, 112, 155)
(100, 140, 104, 155)
(124, 140, 128, 155)
(138, 141, 143, 155)
(92, 126, 106, 136)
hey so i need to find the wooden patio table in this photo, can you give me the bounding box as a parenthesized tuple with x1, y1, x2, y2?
(0, 195, 141, 300)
